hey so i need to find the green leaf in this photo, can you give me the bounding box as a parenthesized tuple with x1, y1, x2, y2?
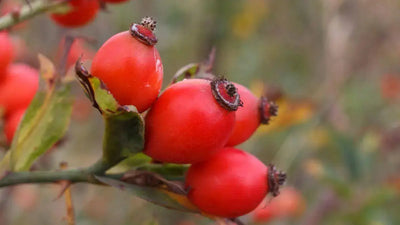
(75, 61, 119, 114)
(136, 163, 189, 181)
(102, 106, 145, 165)
(0, 55, 74, 172)
(171, 63, 200, 84)
(9, 87, 72, 171)
(89, 76, 119, 114)
(108, 153, 152, 174)
(96, 176, 199, 213)
(170, 48, 216, 85)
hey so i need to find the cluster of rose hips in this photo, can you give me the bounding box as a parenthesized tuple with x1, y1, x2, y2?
(50, 0, 129, 28)
(0, 31, 39, 144)
(88, 17, 286, 218)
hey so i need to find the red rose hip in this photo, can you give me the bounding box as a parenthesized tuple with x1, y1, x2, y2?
(0, 64, 39, 117)
(185, 147, 286, 218)
(91, 17, 163, 112)
(144, 78, 241, 163)
(226, 84, 278, 146)
(50, 0, 99, 28)
(0, 32, 14, 81)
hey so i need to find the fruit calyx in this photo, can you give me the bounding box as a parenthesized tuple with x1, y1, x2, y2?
(259, 96, 278, 124)
(75, 58, 102, 114)
(130, 16, 158, 46)
(267, 164, 286, 197)
(210, 78, 243, 111)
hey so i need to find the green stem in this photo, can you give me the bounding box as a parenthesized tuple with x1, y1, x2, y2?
(0, 0, 68, 31)
(0, 169, 92, 187)
(0, 160, 190, 188)
(0, 159, 126, 188)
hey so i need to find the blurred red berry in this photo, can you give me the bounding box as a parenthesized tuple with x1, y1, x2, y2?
(11, 184, 39, 211)
(0, 31, 14, 81)
(50, 0, 99, 28)
(58, 38, 94, 69)
(0, 64, 38, 117)
(4, 109, 25, 144)
(381, 74, 400, 101)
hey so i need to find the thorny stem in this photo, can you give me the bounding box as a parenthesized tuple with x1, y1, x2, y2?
(0, 158, 122, 188)
(0, 0, 69, 31)
(0, 159, 188, 188)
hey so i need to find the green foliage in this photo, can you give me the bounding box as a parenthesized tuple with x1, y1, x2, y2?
(96, 176, 199, 213)
(102, 106, 144, 165)
(87, 75, 119, 114)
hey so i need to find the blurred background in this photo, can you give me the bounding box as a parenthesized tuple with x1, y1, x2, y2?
(1, 0, 400, 224)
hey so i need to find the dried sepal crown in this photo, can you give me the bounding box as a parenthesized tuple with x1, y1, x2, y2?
(210, 78, 243, 111)
(130, 17, 158, 46)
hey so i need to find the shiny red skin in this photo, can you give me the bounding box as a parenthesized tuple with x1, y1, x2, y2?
(4, 109, 25, 144)
(226, 83, 260, 146)
(185, 147, 268, 218)
(0, 64, 39, 117)
(50, 0, 99, 28)
(91, 31, 163, 112)
(0, 32, 14, 81)
(144, 79, 235, 163)
(103, 0, 129, 3)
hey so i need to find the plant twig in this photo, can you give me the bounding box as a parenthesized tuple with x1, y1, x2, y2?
(64, 182, 75, 225)
(0, 0, 69, 31)
(0, 158, 189, 188)
(0, 169, 94, 187)
(0, 157, 123, 188)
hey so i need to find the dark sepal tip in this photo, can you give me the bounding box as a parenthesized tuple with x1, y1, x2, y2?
(74, 58, 102, 114)
(259, 96, 278, 124)
(267, 164, 286, 197)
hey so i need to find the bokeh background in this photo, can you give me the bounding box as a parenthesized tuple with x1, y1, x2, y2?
(1, 0, 400, 224)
